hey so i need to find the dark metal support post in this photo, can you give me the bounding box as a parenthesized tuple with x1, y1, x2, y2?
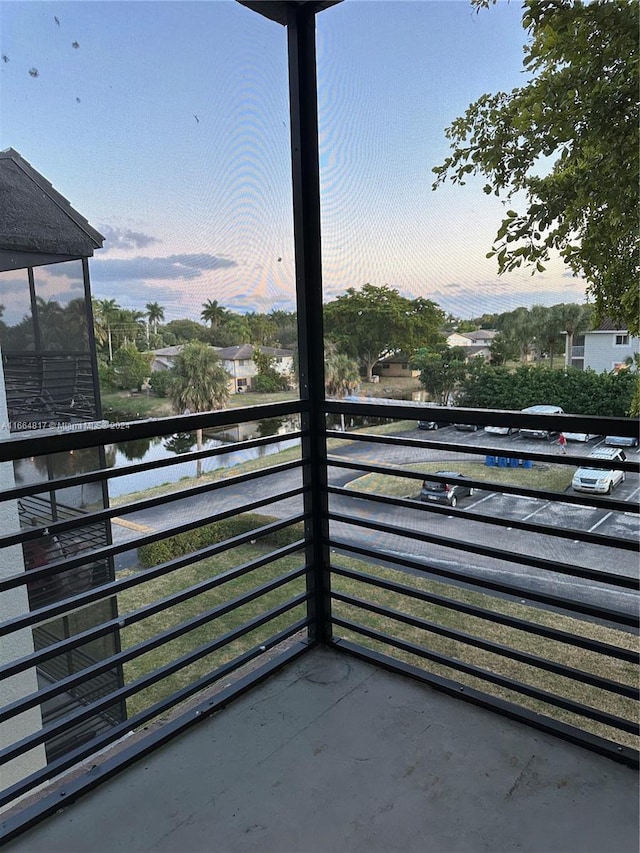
(287, 5, 331, 644)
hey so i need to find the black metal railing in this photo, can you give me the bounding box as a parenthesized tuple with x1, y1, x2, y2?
(323, 399, 639, 767)
(0, 402, 311, 824)
(0, 399, 638, 840)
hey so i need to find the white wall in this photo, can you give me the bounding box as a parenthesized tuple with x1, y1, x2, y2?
(584, 332, 639, 373)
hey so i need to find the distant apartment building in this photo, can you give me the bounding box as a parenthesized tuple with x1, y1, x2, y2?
(0, 148, 124, 785)
(446, 330, 496, 361)
(565, 320, 639, 372)
(150, 343, 294, 393)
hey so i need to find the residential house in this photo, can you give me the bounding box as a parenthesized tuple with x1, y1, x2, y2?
(565, 320, 639, 372)
(149, 345, 184, 372)
(372, 353, 419, 379)
(149, 343, 294, 393)
(213, 344, 294, 393)
(446, 330, 496, 362)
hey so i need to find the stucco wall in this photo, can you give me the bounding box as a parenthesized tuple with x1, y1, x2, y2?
(583, 332, 639, 373)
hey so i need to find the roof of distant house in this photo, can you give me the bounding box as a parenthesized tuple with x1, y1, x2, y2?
(150, 345, 185, 357)
(216, 344, 293, 360)
(375, 352, 413, 365)
(590, 318, 631, 333)
(0, 148, 104, 270)
(465, 330, 497, 342)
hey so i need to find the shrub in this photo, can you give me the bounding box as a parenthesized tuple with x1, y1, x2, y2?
(138, 513, 304, 568)
(149, 370, 172, 398)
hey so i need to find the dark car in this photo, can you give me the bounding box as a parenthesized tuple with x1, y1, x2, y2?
(453, 423, 479, 432)
(420, 471, 475, 507)
(418, 418, 449, 430)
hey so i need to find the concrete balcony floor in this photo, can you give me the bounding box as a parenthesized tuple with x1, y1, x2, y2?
(6, 647, 638, 853)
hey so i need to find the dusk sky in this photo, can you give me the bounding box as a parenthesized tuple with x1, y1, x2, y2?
(0, 0, 588, 322)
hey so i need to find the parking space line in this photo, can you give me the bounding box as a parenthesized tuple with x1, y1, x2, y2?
(522, 501, 549, 522)
(467, 493, 494, 510)
(588, 512, 612, 533)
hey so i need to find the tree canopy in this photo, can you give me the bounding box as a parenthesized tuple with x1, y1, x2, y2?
(324, 284, 444, 381)
(412, 345, 468, 406)
(433, 0, 639, 334)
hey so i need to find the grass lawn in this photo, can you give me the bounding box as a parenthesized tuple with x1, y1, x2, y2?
(117, 540, 638, 749)
(118, 541, 306, 717)
(101, 389, 299, 421)
(346, 459, 576, 498)
(330, 556, 638, 750)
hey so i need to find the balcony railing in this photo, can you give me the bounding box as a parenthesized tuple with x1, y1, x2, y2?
(1, 399, 638, 841)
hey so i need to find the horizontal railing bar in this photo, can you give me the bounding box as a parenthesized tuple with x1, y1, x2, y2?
(0, 431, 305, 504)
(0, 592, 308, 766)
(0, 487, 307, 597)
(0, 400, 308, 462)
(0, 513, 307, 636)
(327, 430, 640, 474)
(327, 457, 637, 513)
(0, 532, 305, 680)
(328, 485, 639, 549)
(323, 401, 638, 436)
(1, 432, 303, 505)
(0, 457, 304, 550)
(333, 640, 639, 769)
(327, 540, 638, 628)
(326, 431, 640, 475)
(327, 511, 638, 590)
(331, 617, 638, 734)
(330, 565, 639, 663)
(1, 566, 307, 726)
(0, 630, 311, 815)
(331, 591, 638, 699)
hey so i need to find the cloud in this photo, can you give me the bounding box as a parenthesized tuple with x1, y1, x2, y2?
(99, 226, 160, 251)
(88, 253, 238, 282)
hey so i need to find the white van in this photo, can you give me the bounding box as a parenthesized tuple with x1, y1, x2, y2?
(519, 404, 564, 439)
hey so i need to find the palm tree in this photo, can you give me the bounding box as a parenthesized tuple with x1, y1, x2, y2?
(557, 303, 588, 368)
(200, 299, 227, 331)
(94, 298, 120, 361)
(145, 301, 165, 343)
(63, 298, 89, 349)
(169, 342, 231, 477)
(116, 309, 146, 348)
(325, 345, 360, 431)
(35, 297, 65, 350)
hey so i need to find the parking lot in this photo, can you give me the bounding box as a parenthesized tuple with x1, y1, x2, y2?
(409, 425, 640, 545)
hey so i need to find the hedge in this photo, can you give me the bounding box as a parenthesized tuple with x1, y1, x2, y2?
(137, 513, 305, 568)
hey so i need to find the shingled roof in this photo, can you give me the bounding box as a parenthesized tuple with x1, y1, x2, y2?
(0, 148, 104, 271)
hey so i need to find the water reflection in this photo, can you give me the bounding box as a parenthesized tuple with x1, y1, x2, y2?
(107, 417, 300, 498)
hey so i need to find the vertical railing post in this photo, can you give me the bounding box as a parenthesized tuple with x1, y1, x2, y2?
(287, 4, 331, 644)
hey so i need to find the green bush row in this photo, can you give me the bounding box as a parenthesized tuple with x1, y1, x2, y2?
(138, 513, 305, 568)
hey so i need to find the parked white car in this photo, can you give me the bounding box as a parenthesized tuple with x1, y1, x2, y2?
(572, 447, 627, 495)
(563, 432, 598, 443)
(520, 405, 564, 439)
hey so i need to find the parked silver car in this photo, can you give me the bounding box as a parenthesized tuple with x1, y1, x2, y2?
(519, 405, 564, 439)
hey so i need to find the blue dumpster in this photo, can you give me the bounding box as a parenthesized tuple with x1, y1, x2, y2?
(485, 455, 495, 467)
(497, 456, 508, 468)
(509, 457, 519, 468)
(521, 459, 533, 469)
